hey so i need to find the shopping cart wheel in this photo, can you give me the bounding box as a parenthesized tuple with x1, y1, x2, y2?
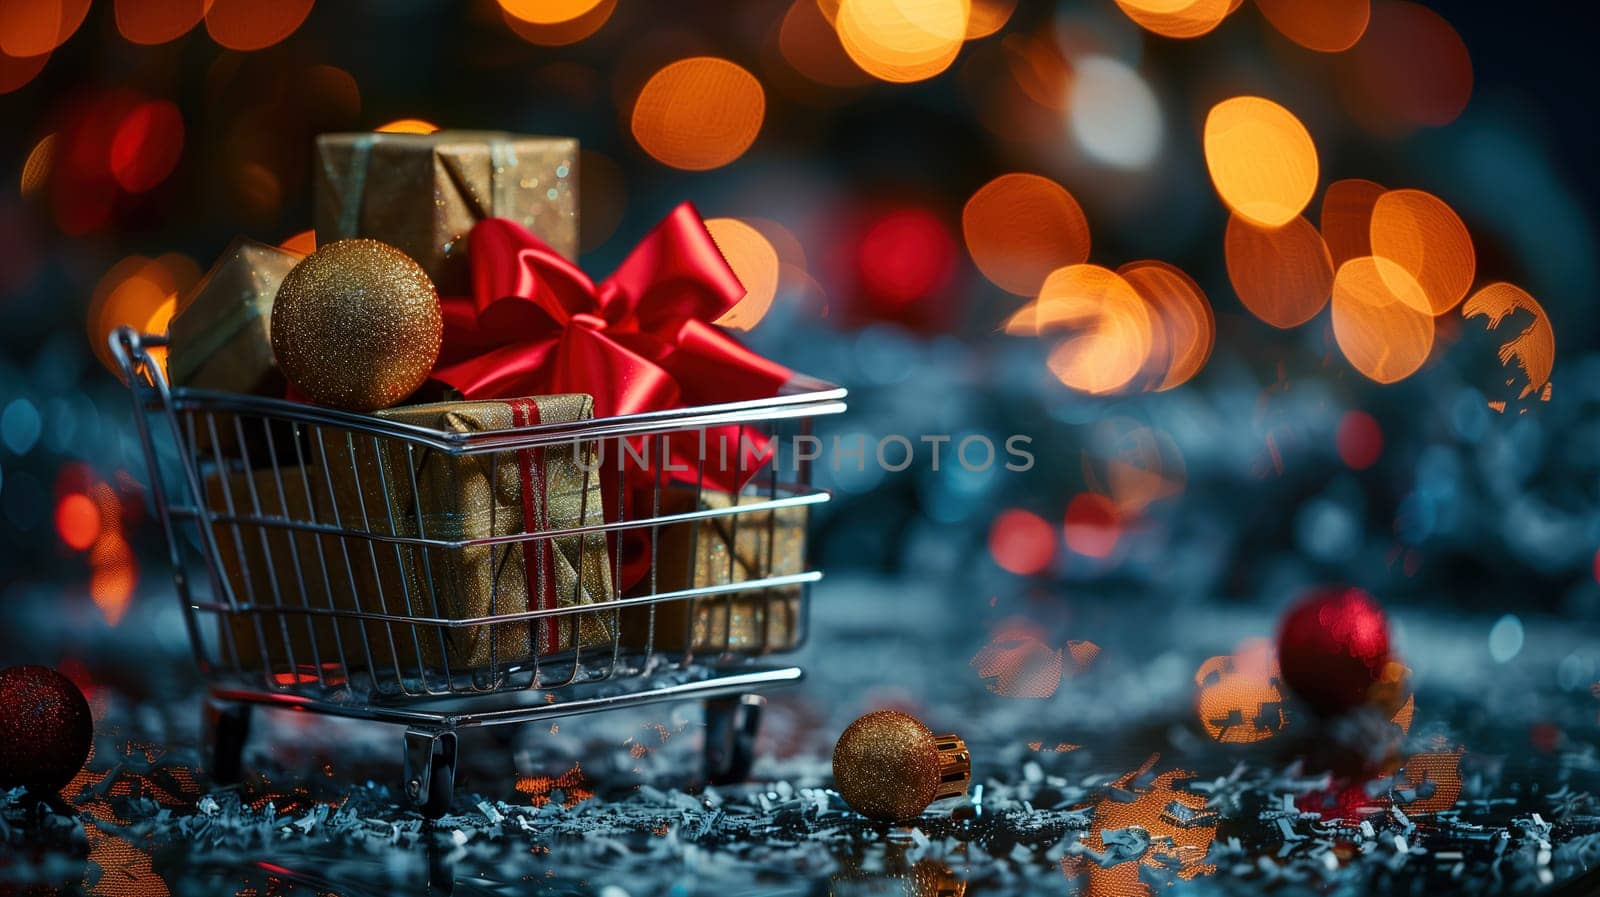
(404, 729, 458, 820)
(704, 694, 765, 785)
(203, 699, 251, 785)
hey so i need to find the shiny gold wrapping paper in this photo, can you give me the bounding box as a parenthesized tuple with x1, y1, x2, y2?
(167, 237, 299, 396)
(209, 395, 612, 681)
(623, 489, 807, 655)
(313, 131, 579, 296)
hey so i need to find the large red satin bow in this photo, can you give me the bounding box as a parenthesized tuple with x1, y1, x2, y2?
(431, 202, 793, 493)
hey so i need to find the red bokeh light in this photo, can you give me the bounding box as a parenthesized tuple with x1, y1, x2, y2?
(1336, 410, 1383, 470)
(855, 207, 956, 306)
(110, 100, 184, 192)
(1063, 493, 1121, 558)
(56, 492, 101, 551)
(988, 509, 1057, 574)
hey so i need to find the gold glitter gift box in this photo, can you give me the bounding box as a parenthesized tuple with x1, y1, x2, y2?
(208, 395, 613, 682)
(313, 131, 578, 296)
(622, 489, 807, 655)
(167, 237, 299, 397)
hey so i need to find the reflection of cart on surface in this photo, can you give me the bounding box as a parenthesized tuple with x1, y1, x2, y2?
(113, 327, 845, 817)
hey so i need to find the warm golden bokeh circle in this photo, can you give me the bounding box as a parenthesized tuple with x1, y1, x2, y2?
(114, 0, 206, 45)
(1338, 0, 1472, 133)
(1224, 214, 1334, 329)
(1320, 178, 1385, 267)
(205, 0, 314, 51)
(965, 0, 1016, 39)
(1461, 282, 1555, 400)
(963, 173, 1091, 296)
(89, 253, 199, 378)
(1254, 0, 1370, 52)
(705, 217, 781, 332)
(1369, 188, 1475, 315)
(835, 0, 971, 83)
(376, 118, 440, 134)
(779, 0, 872, 87)
(0, 0, 89, 57)
(1204, 96, 1319, 228)
(1010, 265, 1152, 395)
(498, 0, 603, 25)
(1113, 0, 1234, 40)
(1118, 260, 1214, 391)
(631, 57, 765, 171)
(1331, 256, 1435, 383)
(502, 0, 615, 46)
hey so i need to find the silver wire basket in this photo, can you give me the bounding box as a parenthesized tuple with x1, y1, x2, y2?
(111, 327, 846, 816)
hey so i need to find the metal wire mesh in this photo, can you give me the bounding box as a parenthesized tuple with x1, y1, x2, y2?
(112, 327, 844, 705)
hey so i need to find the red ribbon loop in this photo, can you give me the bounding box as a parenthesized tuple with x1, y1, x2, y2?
(431, 202, 793, 494)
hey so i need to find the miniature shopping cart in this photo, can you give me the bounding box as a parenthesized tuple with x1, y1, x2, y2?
(111, 327, 845, 817)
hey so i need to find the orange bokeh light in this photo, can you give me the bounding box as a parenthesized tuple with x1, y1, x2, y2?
(502, 0, 614, 46)
(835, 0, 971, 83)
(1369, 188, 1475, 315)
(1461, 282, 1555, 401)
(1225, 214, 1334, 329)
(279, 229, 316, 257)
(966, 0, 1016, 38)
(631, 57, 765, 171)
(1, 44, 49, 95)
(1204, 96, 1319, 228)
(1338, 0, 1471, 133)
(375, 118, 439, 135)
(20, 132, 55, 197)
(1064, 493, 1121, 558)
(988, 509, 1057, 575)
(1255, 0, 1370, 52)
(1331, 256, 1436, 383)
(971, 619, 1068, 698)
(1320, 178, 1385, 267)
(706, 217, 780, 331)
(779, 0, 871, 88)
(205, 0, 314, 51)
(1010, 265, 1153, 395)
(963, 173, 1091, 297)
(89, 532, 137, 626)
(1195, 639, 1288, 744)
(56, 493, 101, 551)
(0, 0, 89, 57)
(1113, 0, 1234, 40)
(1084, 419, 1187, 514)
(498, 0, 602, 25)
(1119, 260, 1214, 391)
(115, 0, 206, 45)
(1063, 759, 1217, 892)
(89, 253, 197, 377)
(109, 100, 184, 193)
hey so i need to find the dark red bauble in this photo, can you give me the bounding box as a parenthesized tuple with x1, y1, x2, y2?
(0, 665, 93, 792)
(1277, 587, 1392, 716)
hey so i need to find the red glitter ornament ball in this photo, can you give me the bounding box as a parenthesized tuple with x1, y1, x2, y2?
(0, 665, 93, 792)
(1276, 587, 1392, 716)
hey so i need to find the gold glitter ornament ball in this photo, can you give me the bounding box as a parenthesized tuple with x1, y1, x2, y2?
(832, 710, 972, 822)
(271, 239, 442, 412)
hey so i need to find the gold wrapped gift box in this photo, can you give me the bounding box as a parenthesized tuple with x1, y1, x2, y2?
(314, 131, 578, 296)
(167, 237, 299, 397)
(622, 489, 807, 656)
(206, 395, 613, 681)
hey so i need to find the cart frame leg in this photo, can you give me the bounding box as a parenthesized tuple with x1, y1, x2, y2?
(404, 728, 458, 819)
(704, 693, 765, 785)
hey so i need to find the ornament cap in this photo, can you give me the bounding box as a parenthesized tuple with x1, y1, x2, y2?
(931, 733, 972, 802)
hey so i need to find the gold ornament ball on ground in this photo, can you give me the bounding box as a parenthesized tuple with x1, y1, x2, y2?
(271, 239, 442, 412)
(832, 710, 972, 822)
